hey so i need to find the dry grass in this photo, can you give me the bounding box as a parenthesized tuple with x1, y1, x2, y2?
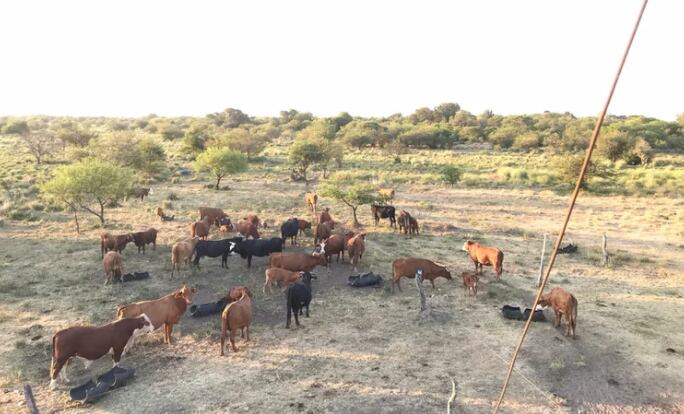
(1, 155, 684, 413)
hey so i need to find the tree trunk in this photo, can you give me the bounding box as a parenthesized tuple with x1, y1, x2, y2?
(72, 207, 80, 234)
(351, 206, 360, 227)
(215, 175, 222, 190)
(99, 201, 105, 225)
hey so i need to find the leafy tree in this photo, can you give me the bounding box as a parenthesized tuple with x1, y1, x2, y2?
(220, 128, 269, 159)
(207, 108, 251, 128)
(88, 133, 167, 178)
(2, 120, 30, 135)
(409, 107, 434, 123)
(183, 122, 213, 153)
(331, 112, 353, 131)
(160, 123, 184, 140)
(19, 130, 58, 164)
(433, 103, 460, 122)
(441, 165, 462, 187)
(288, 137, 328, 181)
(55, 122, 97, 149)
(398, 124, 456, 148)
(553, 155, 596, 189)
(41, 159, 134, 226)
(319, 178, 376, 226)
(194, 147, 248, 190)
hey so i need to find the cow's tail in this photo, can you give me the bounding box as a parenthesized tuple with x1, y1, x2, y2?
(116, 305, 127, 319)
(50, 334, 57, 379)
(571, 297, 578, 333)
(191, 223, 197, 238)
(220, 307, 230, 355)
(496, 250, 504, 277)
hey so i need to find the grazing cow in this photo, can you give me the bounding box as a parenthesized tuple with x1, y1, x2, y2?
(49, 315, 153, 389)
(281, 218, 300, 246)
(103, 251, 124, 285)
(132, 228, 157, 254)
(191, 216, 211, 240)
(286, 272, 317, 328)
(318, 231, 355, 265)
(227, 286, 253, 303)
(398, 210, 411, 234)
(116, 285, 195, 344)
(318, 207, 333, 225)
(409, 216, 419, 235)
(268, 252, 328, 272)
(170, 237, 200, 278)
(371, 204, 396, 228)
(391, 257, 452, 293)
(378, 188, 395, 202)
(100, 232, 134, 257)
(297, 219, 312, 236)
(193, 237, 243, 268)
(156, 207, 164, 220)
(305, 192, 318, 214)
(263, 268, 303, 294)
(244, 214, 264, 228)
(462, 240, 504, 280)
(220, 289, 252, 355)
(539, 287, 578, 338)
(235, 219, 260, 240)
(129, 187, 152, 201)
(314, 221, 334, 246)
(346, 232, 366, 273)
(198, 207, 229, 227)
(461, 271, 479, 297)
(230, 237, 284, 268)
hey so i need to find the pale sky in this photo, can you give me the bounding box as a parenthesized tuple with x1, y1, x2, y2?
(0, 0, 681, 120)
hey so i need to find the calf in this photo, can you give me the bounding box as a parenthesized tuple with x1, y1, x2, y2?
(318, 207, 333, 225)
(193, 237, 243, 268)
(156, 207, 164, 221)
(103, 251, 124, 285)
(132, 228, 157, 254)
(198, 207, 229, 227)
(391, 257, 452, 293)
(281, 218, 300, 246)
(319, 231, 355, 264)
(286, 272, 317, 328)
(409, 216, 419, 235)
(116, 285, 195, 344)
(230, 237, 283, 268)
(49, 315, 153, 389)
(171, 237, 200, 278)
(227, 286, 253, 302)
(461, 271, 479, 297)
(314, 221, 334, 246)
(371, 204, 396, 228)
(220, 290, 252, 355)
(243, 214, 264, 228)
(191, 216, 211, 240)
(268, 252, 328, 272)
(346, 232, 366, 273)
(264, 268, 304, 294)
(305, 192, 318, 213)
(298, 219, 312, 236)
(462, 240, 504, 280)
(100, 232, 134, 257)
(398, 210, 411, 234)
(539, 287, 578, 338)
(235, 219, 260, 239)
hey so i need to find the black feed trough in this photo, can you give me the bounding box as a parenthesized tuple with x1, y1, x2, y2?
(348, 272, 384, 288)
(502, 305, 523, 320)
(70, 366, 136, 403)
(121, 272, 150, 283)
(522, 308, 546, 322)
(190, 297, 230, 317)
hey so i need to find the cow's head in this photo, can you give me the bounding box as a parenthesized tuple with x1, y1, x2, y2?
(175, 285, 196, 304)
(126, 233, 135, 242)
(228, 286, 252, 301)
(538, 293, 551, 309)
(462, 240, 475, 252)
(301, 272, 317, 285)
(441, 267, 453, 280)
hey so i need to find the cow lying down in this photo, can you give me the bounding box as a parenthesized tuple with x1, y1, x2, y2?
(50, 315, 153, 389)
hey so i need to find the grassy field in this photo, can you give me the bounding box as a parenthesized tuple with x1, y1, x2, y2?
(1, 136, 684, 413)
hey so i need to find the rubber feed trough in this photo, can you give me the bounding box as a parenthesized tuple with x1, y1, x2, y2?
(69, 366, 136, 403)
(190, 297, 230, 317)
(348, 272, 384, 287)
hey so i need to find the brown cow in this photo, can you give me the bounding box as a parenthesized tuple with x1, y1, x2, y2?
(132, 228, 157, 254)
(305, 192, 318, 214)
(378, 188, 395, 202)
(227, 286, 253, 302)
(346, 232, 366, 273)
(539, 287, 578, 338)
(398, 210, 417, 235)
(318, 207, 333, 225)
(461, 271, 479, 297)
(268, 252, 328, 272)
(191, 216, 211, 240)
(116, 285, 196, 344)
(391, 257, 452, 293)
(198, 207, 229, 227)
(156, 207, 164, 220)
(314, 221, 334, 246)
(100, 232, 133, 257)
(298, 219, 312, 236)
(462, 240, 504, 280)
(170, 237, 201, 278)
(128, 187, 151, 201)
(244, 214, 265, 228)
(220, 290, 253, 355)
(49, 315, 153, 389)
(319, 231, 355, 264)
(103, 251, 124, 285)
(235, 219, 260, 239)
(263, 268, 304, 294)
(409, 216, 419, 235)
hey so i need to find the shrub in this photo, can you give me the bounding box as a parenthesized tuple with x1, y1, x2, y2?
(441, 165, 462, 187)
(553, 155, 595, 189)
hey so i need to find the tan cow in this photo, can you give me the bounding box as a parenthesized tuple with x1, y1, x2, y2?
(220, 290, 252, 355)
(263, 268, 304, 294)
(103, 251, 124, 285)
(539, 287, 578, 338)
(462, 240, 504, 280)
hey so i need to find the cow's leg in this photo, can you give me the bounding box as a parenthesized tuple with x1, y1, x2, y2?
(305, 303, 310, 318)
(286, 306, 292, 329)
(245, 325, 250, 341)
(247, 255, 252, 268)
(294, 309, 301, 327)
(430, 279, 436, 289)
(554, 310, 561, 328)
(397, 278, 403, 292)
(167, 323, 174, 344)
(230, 329, 238, 351)
(152, 241, 156, 251)
(111, 348, 123, 367)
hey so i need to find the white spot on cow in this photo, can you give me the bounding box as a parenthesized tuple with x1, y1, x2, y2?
(319, 241, 326, 254)
(461, 242, 469, 252)
(49, 379, 57, 390)
(229, 242, 236, 256)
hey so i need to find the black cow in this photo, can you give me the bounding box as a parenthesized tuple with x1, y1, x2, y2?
(371, 204, 396, 228)
(280, 218, 300, 246)
(193, 237, 243, 268)
(286, 272, 317, 328)
(230, 237, 284, 268)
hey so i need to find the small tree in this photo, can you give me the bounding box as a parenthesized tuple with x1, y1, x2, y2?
(41, 159, 134, 226)
(194, 147, 248, 190)
(221, 128, 269, 159)
(553, 155, 596, 189)
(288, 137, 328, 181)
(19, 130, 57, 164)
(441, 165, 462, 187)
(319, 179, 375, 226)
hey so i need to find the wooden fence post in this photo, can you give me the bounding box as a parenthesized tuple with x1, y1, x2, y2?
(536, 234, 548, 288)
(415, 269, 426, 312)
(601, 233, 608, 266)
(23, 383, 39, 414)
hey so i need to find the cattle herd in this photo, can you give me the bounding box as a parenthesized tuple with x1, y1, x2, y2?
(49, 190, 579, 395)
